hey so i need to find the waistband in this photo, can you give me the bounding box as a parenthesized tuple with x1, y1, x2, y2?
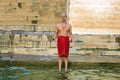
(58, 36, 69, 38)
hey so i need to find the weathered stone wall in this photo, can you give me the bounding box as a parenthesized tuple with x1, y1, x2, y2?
(0, 0, 66, 24)
(0, 27, 120, 55)
(69, 0, 120, 34)
(0, 0, 120, 56)
(0, 0, 120, 33)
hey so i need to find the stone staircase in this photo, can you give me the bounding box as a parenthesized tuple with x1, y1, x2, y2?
(0, 24, 120, 57)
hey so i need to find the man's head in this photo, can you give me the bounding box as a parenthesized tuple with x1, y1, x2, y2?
(60, 12, 67, 22)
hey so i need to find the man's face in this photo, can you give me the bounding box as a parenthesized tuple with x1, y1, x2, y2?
(60, 14, 67, 22)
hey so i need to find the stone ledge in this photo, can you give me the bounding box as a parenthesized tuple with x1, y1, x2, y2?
(0, 53, 120, 63)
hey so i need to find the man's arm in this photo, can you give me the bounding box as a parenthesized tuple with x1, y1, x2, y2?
(69, 25, 75, 42)
(53, 24, 59, 40)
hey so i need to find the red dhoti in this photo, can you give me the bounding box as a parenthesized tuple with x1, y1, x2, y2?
(57, 36, 69, 57)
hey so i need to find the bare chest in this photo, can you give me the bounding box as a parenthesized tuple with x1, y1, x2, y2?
(58, 24, 70, 31)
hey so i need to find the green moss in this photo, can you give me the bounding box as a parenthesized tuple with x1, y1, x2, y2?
(115, 36, 120, 48)
(0, 61, 120, 70)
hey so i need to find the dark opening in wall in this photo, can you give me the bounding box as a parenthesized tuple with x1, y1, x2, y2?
(31, 20, 38, 24)
(18, 3, 22, 8)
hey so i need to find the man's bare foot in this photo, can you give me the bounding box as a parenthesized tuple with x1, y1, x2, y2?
(58, 71, 62, 79)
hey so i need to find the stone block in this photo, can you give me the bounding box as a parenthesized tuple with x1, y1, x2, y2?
(0, 34, 10, 40)
(40, 42, 47, 48)
(102, 51, 120, 56)
(50, 41, 57, 48)
(36, 26, 42, 32)
(0, 34, 10, 46)
(13, 48, 26, 54)
(1, 49, 9, 53)
(49, 25, 56, 32)
(48, 48, 57, 54)
(27, 35, 41, 41)
(38, 41, 48, 48)
(14, 34, 20, 41)
(0, 1, 10, 5)
(36, 25, 50, 32)
(21, 35, 28, 41)
(13, 41, 25, 47)
(0, 19, 28, 25)
(25, 41, 33, 48)
(107, 43, 119, 49)
(41, 35, 48, 41)
(75, 35, 118, 43)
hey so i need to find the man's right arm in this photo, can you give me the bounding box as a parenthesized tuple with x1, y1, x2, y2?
(53, 24, 59, 40)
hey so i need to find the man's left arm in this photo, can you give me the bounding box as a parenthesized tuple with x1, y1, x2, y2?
(69, 25, 75, 43)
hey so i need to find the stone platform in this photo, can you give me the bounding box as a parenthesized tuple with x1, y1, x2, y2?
(0, 52, 120, 63)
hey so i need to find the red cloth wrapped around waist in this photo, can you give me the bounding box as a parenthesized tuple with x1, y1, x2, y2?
(57, 36, 69, 57)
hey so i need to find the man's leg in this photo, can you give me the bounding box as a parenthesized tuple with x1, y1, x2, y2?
(64, 57, 68, 72)
(58, 57, 62, 72)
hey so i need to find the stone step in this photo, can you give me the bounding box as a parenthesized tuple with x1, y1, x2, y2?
(0, 19, 28, 24)
(14, 10, 39, 16)
(0, 30, 119, 49)
(0, 25, 33, 31)
(0, 1, 10, 5)
(0, 48, 120, 56)
(0, 30, 120, 49)
(0, 40, 119, 49)
(0, 25, 55, 31)
(75, 35, 119, 43)
(37, 20, 59, 24)
(0, 53, 120, 62)
(0, 18, 58, 25)
(0, 4, 11, 9)
(0, 56, 13, 60)
(0, 15, 27, 20)
(74, 42, 119, 49)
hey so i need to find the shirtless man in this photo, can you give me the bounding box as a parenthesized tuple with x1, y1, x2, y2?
(53, 13, 75, 72)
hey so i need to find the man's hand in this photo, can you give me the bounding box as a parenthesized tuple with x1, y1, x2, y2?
(52, 38, 55, 41)
(72, 39, 76, 43)
(70, 39, 76, 43)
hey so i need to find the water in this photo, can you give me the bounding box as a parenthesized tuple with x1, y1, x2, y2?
(0, 67, 31, 80)
(0, 67, 120, 80)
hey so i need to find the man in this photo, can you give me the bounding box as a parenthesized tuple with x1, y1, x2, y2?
(53, 12, 75, 73)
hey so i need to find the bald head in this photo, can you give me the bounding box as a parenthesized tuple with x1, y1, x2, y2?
(60, 12, 67, 22)
(60, 12, 67, 17)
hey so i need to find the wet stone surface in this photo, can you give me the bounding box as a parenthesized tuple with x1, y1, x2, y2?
(68, 69, 120, 80)
(1, 67, 120, 80)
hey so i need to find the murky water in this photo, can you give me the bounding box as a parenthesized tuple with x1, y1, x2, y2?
(0, 67, 120, 80)
(0, 67, 31, 80)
